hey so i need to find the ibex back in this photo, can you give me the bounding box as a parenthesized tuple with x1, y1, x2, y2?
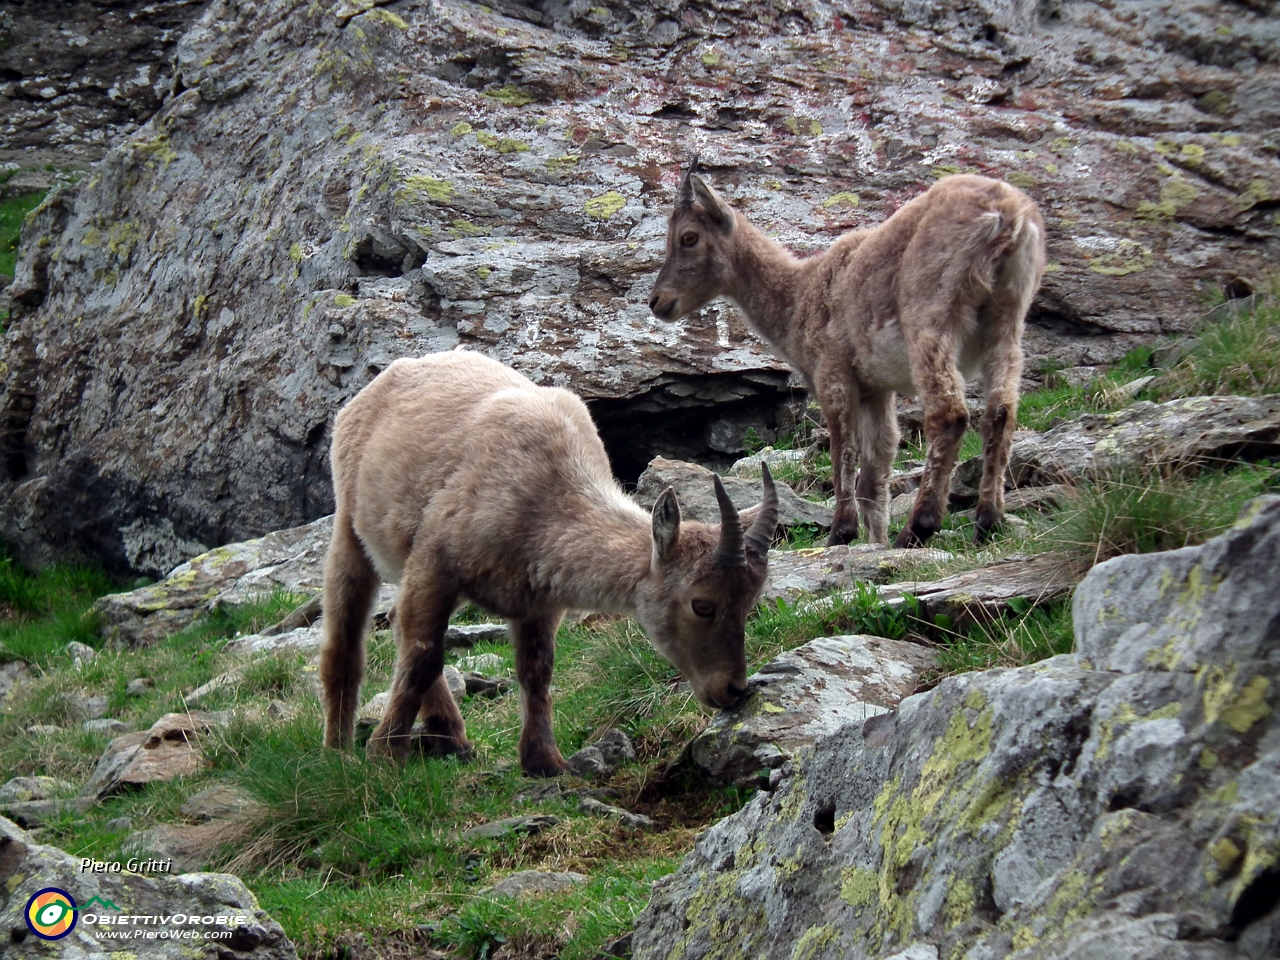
(651, 164, 1045, 548)
(320, 351, 778, 777)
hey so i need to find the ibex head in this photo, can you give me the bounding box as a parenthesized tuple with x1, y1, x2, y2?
(634, 464, 777, 709)
(649, 156, 738, 322)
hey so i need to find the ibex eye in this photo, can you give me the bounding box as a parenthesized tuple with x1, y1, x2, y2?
(680, 231, 699, 248)
(691, 598, 715, 618)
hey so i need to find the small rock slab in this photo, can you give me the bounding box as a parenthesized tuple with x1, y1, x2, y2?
(0, 776, 75, 804)
(225, 624, 324, 655)
(485, 869, 587, 898)
(0, 659, 30, 705)
(0, 797, 92, 828)
(82, 711, 226, 799)
(1009, 395, 1280, 486)
(459, 814, 561, 842)
(577, 796, 654, 830)
(762, 545, 951, 603)
(0, 816, 296, 959)
(123, 820, 248, 873)
(877, 553, 1077, 625)
(566, 746, 610, 779)
(462, 672, 514, 698)
(180, 784, 258, 822)
(84, 718, 133, 736)
(684, 634, 936, 787)
(635, 457, 833, 529)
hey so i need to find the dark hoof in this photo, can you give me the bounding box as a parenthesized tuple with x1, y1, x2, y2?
(826, 520, 858, 547)
(520, 747, 569, 779)
(973, 521, 1001, 545)
(893, 518, 937, 549)
(365, 734, 409, 763)
(419, 733, 474, 761)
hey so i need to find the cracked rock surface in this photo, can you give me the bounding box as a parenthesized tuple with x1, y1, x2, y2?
(2, 0, 1277, 572)
(632, 496, 1280, 960)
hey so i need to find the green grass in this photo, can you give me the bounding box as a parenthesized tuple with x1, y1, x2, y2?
(1, 190, 46, 277)
(1044, 462, 1280, 568)
(1149, 294, 1280, 399)
(927, 598, 1074, 681)
(0, 550, 119, 666)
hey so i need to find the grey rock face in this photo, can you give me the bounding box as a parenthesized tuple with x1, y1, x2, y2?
(6, 0, 1278, 573)
(595, 728, 638, 768)
(566, 746, 611, 780)
(1009, 396, 1280, 486)
(0, 660, 29, 706)
(180, 784, 257, 822)
(876, 553, 1078, 625)
(635, 457, 833, 529)
(685, 634, 936, 788)
(0, 1, 211, 166)
(633, 496, 1280, 960)
(0, 816, 296, 959)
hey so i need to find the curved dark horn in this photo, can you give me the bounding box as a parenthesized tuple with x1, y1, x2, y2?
(713, 474, 745, 567)
(745, 462, 779, 558)
(678, 153, 700, 209)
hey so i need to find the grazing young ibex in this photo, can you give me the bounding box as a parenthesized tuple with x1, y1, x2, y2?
(320, 351, 778, 777)
(650, 164, 1046, 548)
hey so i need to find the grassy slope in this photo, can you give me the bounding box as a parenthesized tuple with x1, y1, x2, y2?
(1, 293, 1277, 957)
(1, 189, 46, 278)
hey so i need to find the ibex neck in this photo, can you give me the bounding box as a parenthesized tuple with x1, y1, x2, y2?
(541, 488, 653, 615)
(722, 216, 805, 369)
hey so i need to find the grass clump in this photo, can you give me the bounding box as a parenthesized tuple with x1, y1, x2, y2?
(1047, 463, 1279, 568)
(928, 598, 1073, 681)
(1149, 293, 1280, 399)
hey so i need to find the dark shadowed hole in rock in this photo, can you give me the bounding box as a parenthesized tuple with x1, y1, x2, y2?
(1224, 277, 1255, 301)
(1230, 864, 1280, 934)
(10, 927, 28, 944)
(350, 235, 425, 278)
(1047, 711, 1092, 779)
(1106, 788, 1145, 813)
(813, 804, 836, 836)
(588, 374, 805, 485)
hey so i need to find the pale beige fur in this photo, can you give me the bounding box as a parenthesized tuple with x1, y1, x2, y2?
(651, 169, 1046, 547)
(319, 351, 776, 776)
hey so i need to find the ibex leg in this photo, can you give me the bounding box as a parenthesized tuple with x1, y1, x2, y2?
(320, 512, 380, 749)
(514, 612, 567, 777)
(975, 315, 1025, 543)
(896, 329, 968, 548)
(368, 556, 465, 762)
(818, 375, 861, 547)
(856, 391, 899, 546)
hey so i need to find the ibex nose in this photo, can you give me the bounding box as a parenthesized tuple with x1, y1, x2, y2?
(648, 294, 660, 311)
(727, 682, 748, 700)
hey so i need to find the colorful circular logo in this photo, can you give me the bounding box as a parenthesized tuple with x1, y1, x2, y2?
(25, 888, 78, 940)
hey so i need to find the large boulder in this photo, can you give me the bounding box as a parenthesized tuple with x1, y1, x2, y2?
(3, 0, 1278, 572)
(633, 496, 1280, 960)
(0, 816, 295, 959)
(684, 634, 936, 788)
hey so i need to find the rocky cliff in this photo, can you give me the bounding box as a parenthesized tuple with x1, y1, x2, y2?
(2, 0, 1278, 572)
(0, 0, 212, 168)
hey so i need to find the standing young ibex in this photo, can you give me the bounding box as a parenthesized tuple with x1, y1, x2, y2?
(320, 351, 778, 777)
(650, 163, 1046, 547)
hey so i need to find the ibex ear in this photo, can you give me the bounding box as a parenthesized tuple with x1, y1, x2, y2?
(689, 175, 734, 231)
(651, 486, 682, 565)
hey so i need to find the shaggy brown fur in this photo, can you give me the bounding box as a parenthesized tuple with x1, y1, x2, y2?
(319, 351, 777, 777)
(651, 166, 1046, 547)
